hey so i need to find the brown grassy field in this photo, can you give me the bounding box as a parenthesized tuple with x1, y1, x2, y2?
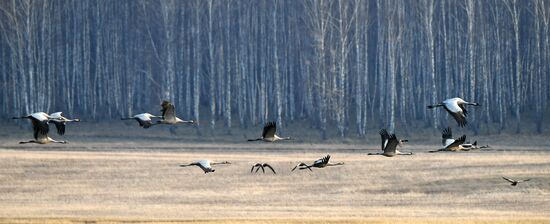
(0, 122, 549, 223)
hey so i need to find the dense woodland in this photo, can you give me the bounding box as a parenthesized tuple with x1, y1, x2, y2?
(0, 0, 549, 137)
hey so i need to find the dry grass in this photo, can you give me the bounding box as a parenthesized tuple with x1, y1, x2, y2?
(0, 142, 549, 222)
(0, 217, 549, 224)
(0, 122, 549, 223)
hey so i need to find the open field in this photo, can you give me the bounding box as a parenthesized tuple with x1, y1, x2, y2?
(0, 122, 549, 223)
(0, 143, 549, 223)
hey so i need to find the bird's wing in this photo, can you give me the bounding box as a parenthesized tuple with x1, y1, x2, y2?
(379, 129, 389, 151)
(49, 120, 66, 136)
(141, 120, 153, 128)
(136, 113, 153, 121)
(443, 100, 467, 127)
(161, 101, 176, 120)
(446, 135, 466, 149)
(32, 119, 49, 141)
(291, 163, 307, 172)
(31, 112, 49, 121)
(442, 127, 454, 147)
(314, 155, 330, 166)
(262, 122, 277, 138)
(197, 160, 211, 169)
(449, 110, 467, 127)
(49, 112, 63, 119)
(443, 139, 455, 148)
(134, 115, 153, 128)
(263, 163, 276, 174)
(384, 134, 399, 154)
(250, 164, 258, 173)
(458, 103, 469, 117)
(502, 176, 516, 183)
(442, 127, 452, 140)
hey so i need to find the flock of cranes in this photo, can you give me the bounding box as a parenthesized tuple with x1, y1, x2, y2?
(11, 97, 529, 185)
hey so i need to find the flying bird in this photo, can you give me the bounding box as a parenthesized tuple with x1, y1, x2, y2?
(157, 100, 195, 125)
(502, 176, 531, 186)
(121, 113, 161, 128)
(248, 121, 291, 142)
(427, 97, 480, 127)
(13, 112, 79, 136)
(430, 127, 488, 152)
(250, 163, 277, 174)
(368, 129, 413, 157)
(17, 115, 67, 144)
(179, 160, 231, 174)
(47, 112, 80, 135)
(291, 154, 344, 172)
(12, 112, 50, 122)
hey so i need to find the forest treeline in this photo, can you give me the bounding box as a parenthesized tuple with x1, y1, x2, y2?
(0, 0, 548, 137)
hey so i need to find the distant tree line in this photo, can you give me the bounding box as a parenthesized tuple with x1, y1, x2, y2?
(0, 0, 548, 137)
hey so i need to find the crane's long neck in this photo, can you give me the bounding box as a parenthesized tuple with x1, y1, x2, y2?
(19, 140, 36, 144)
(275, 135, 291, 140)
(396, 151, 413, 155)
(176, 118, 194, 124)
(327, 162, 344, 166)
(49, 138, 66, 144)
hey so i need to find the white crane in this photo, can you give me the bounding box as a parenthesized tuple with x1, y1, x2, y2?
(248, 121, 291, 142)
(251, 163, 277, 174)
(48, 112, 80, 135)
(12, 112, 50, 122)
(121, 113, 161, 128)
(157, 101, 194, 125)
(368, 129, 413, 157)
(427, 97, 480, 127)
(179, 160, 231, 174)
(17, 115, 67, 144)
(13, 112, 78, 136)
(291, 155, 344, 172)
